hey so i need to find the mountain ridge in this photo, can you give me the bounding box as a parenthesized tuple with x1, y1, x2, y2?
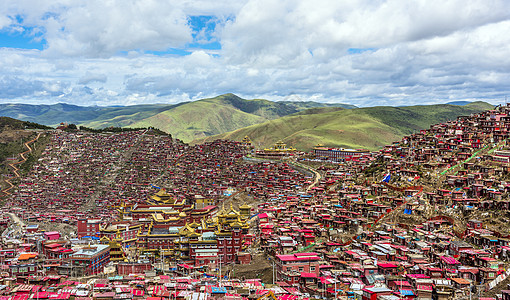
(0, 94, 355, 142)
(195, 101, 494, 151)
(0, 96, 493, 147)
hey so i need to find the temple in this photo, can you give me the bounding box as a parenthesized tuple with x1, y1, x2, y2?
(313, 145, 370, 161)
(241, 135, 253, 149)
(100, 190, 252, 269)
(255, 140, 298, 158)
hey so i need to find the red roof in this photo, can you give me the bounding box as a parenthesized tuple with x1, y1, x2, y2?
(300, 272, 317, 278)
(43, 231, 60, 236)
(294, 252, 319, 256)
(377, 263, 397, 268)
(276, 254, 320, 262)
(177, 264, 192, 269)
(441, 256, 460, 265)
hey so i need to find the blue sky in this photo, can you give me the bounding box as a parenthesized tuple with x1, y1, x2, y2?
(0, 30, 43, 50)
(0, 15, 220, 54)
(0, 0, 510, 107)
(0, 20, 44, 50)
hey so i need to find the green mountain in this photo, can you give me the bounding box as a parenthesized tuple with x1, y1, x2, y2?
(196, 101, 494, 151)
(0, 94, 355, 142)
(109, 94, 355, 141)
(278, 101, 357, 110)
(0, 103, 175, 127)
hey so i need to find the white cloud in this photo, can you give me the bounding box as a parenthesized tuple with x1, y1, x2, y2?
(78, 72, 107, 85)
(0, 0, 510, 107)
(43, 0, 193, 57)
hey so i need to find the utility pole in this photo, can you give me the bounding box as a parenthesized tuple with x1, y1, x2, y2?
(334, 272, 337, 299)
(159, 246, 163, 274)
(272, 260, 275, 285)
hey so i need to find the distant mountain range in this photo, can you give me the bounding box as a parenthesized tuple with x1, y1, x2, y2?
(196, 101, 494, 151)
(445, 100, 475, 106)
(0, 95, 494, 150)
(0, 94, 355, 142)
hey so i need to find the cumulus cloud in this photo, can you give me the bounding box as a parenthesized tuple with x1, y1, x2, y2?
(44, 0, 193, 57)
(78, 72, 107, 85)
(0, 0, 510, 107)
(0, 76, 67, 99)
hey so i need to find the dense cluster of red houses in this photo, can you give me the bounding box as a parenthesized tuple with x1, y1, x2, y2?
(2, 104, 510, 299)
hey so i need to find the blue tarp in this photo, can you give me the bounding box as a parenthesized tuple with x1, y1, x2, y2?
(211, 287, 227, 294)
(382, 173, 391, 183)
(399, 289, 414, 296)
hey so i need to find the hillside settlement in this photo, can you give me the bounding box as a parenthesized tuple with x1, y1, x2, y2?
(1, 105, 510, 299)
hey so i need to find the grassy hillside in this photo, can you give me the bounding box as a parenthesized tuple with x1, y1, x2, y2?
(126, 94, 355, 141)
(212, 94, 298, 119)
(362, 101, 494, 135)
(129, 100, 267, 141)
(279, 101, 357, 110)
(196, 102, 494, 151)
(0, 94, 355, 142)
(0, 103, 175, 127)
(291, 107, 346, 116)
(0, 117, 52, 191)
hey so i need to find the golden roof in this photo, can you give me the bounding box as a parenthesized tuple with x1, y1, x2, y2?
(230, 221, 243, 228)
(100, 236, 111, 242)
(188, 222, 200, 228)
(150, 188, 177, 204)
(240, 203, 251, 210)
(218, 203, 227, 217)
(263, 140, 297, 152)
(227, 203, 240, 216)
(153, 213, 164, 221)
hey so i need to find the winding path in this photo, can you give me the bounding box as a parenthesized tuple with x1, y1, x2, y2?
(1, 132, 42, 197)
(286, 160, 321, 192)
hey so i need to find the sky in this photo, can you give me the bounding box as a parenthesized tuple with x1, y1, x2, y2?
(1, 0, 510, 107)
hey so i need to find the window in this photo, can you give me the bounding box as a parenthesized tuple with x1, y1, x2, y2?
(310, 266, 315, 271)
(299, 267, 304, 272)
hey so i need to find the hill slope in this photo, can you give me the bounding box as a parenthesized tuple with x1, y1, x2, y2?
(128, 99, 268, 142)
(0, 103, 175, 127)
(196, 101, 494, 151)
(125, 94, 355, 141)
(0, 94, 355, 142)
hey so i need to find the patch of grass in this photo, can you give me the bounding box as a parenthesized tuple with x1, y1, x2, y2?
(196, 103, 491, 151)
(19, 132, 51, 175)
(0, 94, 355, 143)
(129, 101, 267, 142)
